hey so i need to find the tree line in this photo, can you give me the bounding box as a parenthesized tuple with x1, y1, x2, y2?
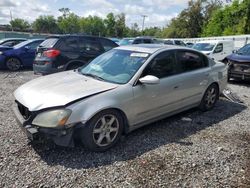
(7, 0, 250, 38)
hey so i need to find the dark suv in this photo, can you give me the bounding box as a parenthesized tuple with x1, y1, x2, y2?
(33, 35, 118, 74)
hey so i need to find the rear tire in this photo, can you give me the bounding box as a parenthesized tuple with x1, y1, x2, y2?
(80, 110, 124, 152)
(199, 83, 219, 111)
(6, 57, 22, 71)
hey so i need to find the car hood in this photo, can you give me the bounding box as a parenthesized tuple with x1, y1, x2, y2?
(227, 53, 250, 63)
(14, 71, 119, 111)
(201, 50, 212, 55)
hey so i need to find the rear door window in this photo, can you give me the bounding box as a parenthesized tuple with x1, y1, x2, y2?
(99, 38, 118, 51)
(58, 37, 79, 51)
(176, 50, 208, 72)
(79, 37, 103, 54)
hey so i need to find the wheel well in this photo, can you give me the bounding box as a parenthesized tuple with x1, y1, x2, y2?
(109, 108, 130, 134)
(65, 61, 86, 70)
(210, 82, 220, 98)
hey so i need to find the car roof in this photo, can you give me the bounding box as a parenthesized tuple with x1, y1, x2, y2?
(116, 44, 191, 54)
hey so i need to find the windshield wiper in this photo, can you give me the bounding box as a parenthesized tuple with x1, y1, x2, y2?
(82, 73, 106, 81)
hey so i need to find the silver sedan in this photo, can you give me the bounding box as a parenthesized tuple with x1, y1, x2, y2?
(13, 44, 227, 151)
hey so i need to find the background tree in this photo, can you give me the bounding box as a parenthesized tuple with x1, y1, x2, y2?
(10, 18, 30, 31)
(104, 13, 116, 37)
(115, 13, 126, 37)
(33, 15, 60, 33)
(162, 0, 222, 38)
(57, 13, 81, 34)
(80, 16, 106, 36)
(203, 0, 250, 36)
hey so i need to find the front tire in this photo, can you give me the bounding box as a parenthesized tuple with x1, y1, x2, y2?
(199, 84, 219, 111)
(80, 110, 124, 152)
(6, 57, 22, 71)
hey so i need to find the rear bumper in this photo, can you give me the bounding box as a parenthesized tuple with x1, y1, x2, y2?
(13, 104, 76, 147)
(33, 63, 59, 75)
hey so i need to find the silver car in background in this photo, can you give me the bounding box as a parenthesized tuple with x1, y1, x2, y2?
(13, 45, 227, 151)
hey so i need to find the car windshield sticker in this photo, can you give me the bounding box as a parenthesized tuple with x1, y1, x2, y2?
(130, 53, 149, 58)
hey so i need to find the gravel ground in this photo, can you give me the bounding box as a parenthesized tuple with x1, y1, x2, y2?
(0, 70, 249, 187)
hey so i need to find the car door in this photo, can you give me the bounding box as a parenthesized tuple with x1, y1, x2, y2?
(212, 43, 224, 61)
(20, 40, 42, 66)
(174, 50, 211, 107)
(79, 37, 104, 63)
(131, 50, 183, 125)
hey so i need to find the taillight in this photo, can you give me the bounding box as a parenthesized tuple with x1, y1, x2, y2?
(43, 49, 60, 58)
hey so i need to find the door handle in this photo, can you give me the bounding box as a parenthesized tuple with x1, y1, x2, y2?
(173, 85, 179, 89)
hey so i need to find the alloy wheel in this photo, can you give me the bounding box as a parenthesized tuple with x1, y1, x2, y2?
(6, 58, 21, 71)
(205, 87, 217, 108)
(92, 114, 120, 147)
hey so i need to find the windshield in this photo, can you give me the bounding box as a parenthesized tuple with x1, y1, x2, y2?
(119, 39, 134, 46)
(13, 40, 31, 48)
(79, 49, 150, 84)
(193, 43, 215, 51)
(237, 44, 250, 55)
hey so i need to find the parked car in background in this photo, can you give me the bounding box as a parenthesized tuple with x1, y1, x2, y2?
(186, 42, 194, 48)
(192, 40, 234, 61)
(132, 37, 157, 44)
(0, 39, 44, 71)
(14, 44, 227, 151)
(119, 38, 135, 46)
(225, 43, 250, 81)
(0, 38, 27, 47)
(163, 39, 186, 46)
(33, 35, 118, 75)
(109, 38, 120, 45)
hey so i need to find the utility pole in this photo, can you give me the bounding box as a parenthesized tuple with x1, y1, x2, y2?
(9, 9, 13, 31)
(141, 15, 147, 35)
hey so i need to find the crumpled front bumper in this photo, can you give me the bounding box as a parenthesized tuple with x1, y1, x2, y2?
(13, 103, 76, 147)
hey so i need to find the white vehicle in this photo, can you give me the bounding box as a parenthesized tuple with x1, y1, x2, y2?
(192, 40, 234, 61)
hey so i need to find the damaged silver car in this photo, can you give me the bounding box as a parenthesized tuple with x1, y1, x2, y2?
(13, 44, 227, 151)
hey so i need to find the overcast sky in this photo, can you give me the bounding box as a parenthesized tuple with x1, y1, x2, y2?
(0, 0, 190, 28)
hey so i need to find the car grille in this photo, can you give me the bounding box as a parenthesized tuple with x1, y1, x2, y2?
(17, 102, 31, 120)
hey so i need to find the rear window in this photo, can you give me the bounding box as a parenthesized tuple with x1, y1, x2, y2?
(40, 38, 58, 48)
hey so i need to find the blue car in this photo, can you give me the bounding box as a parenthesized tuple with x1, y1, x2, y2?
(0, 39, 44, 71)
(226, 43, 250, 81)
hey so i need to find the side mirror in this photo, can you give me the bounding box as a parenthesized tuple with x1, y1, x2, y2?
(139, 75, 160, 85)
(232, 50, 237, 53)
(24, 46, 30, 50)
